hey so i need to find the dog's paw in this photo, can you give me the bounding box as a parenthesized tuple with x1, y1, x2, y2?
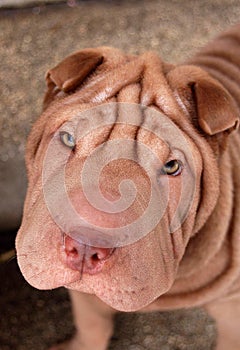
(48, 338, 83, 350)
(48, 339, 77, 350)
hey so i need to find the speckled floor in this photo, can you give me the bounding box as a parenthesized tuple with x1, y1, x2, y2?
(0, 260, 216, 350)
(1, 1, 240, 349)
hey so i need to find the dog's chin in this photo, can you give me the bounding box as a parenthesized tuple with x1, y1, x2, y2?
(16, 207, 178, 312)
(17, 247, 172, 313)
(64, 275, 167, 312)
(61, 242, 175, 312)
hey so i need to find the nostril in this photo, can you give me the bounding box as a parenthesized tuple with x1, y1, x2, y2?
(64, 237, 80, 257)
(63, 234, 115, 274)
(91, 253, 99, 261)
(63, 236, 85, 271)
(87, 247, 114, 262)
(68, 247, 78, 257)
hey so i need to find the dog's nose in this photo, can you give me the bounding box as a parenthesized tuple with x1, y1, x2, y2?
(64, 235, 114, 274)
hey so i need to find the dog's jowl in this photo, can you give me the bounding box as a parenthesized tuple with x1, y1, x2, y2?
(16, 24, 240, 350)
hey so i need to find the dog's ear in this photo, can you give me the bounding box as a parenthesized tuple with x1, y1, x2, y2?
(168, 66, 239, 136)
(43, 50, 103, 109)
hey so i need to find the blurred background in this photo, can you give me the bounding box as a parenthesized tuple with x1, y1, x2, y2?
(0, 0, 239, 349)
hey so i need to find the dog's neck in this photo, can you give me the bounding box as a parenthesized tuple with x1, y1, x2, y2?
(188, 24, 240, 112)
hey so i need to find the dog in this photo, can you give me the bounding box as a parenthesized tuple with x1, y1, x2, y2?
(16, 24, 240, 350)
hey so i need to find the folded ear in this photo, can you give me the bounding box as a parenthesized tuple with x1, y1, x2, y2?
(43, 50, 103, 109)
(167, 65, 239, 136)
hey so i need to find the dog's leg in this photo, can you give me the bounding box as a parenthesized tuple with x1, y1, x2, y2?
(49, 290, 115, 350)
(205, 294, 240, 350)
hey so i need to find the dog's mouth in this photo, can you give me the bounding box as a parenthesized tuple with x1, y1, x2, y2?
(62, 233, 115, 275)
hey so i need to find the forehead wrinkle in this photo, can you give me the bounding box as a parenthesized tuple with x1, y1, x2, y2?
(136, 128, 170, 167)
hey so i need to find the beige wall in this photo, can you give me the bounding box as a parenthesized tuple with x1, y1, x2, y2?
(0, 0, 65, 8)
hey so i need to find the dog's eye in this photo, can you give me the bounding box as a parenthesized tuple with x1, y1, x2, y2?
(160, 160, 182, 176)
(59, 131, 76, 149)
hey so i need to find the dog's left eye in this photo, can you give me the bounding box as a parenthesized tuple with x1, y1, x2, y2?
(160, 159, 182, 176)
(59, 131, 76, 149)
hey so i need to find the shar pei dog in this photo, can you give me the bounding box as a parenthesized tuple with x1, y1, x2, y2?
(16, 24, 240, 350)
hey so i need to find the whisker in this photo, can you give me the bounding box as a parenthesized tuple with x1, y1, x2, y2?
(0, 249, 16, 264)
(28, 268, 49, 281)
(7, 253, 18, 264)
(28, 267, 83, 287)
(15, 250, 39, 259)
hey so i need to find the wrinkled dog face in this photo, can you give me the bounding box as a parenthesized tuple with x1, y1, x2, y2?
(16, 48, 238, 311)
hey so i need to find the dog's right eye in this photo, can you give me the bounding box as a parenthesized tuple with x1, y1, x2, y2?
(160, 159, 183, 176)
(59, 131, 76, 149)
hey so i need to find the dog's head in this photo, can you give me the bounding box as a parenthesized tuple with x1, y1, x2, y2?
(16, 47, 239, 311)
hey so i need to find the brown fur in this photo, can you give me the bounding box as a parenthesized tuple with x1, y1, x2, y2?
(16, 25, 240, 350)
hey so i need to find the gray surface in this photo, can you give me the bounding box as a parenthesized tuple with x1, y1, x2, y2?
(0, 1, 240, 349)
(0, 0, 64, 8)
(0, 260, 216, 350)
